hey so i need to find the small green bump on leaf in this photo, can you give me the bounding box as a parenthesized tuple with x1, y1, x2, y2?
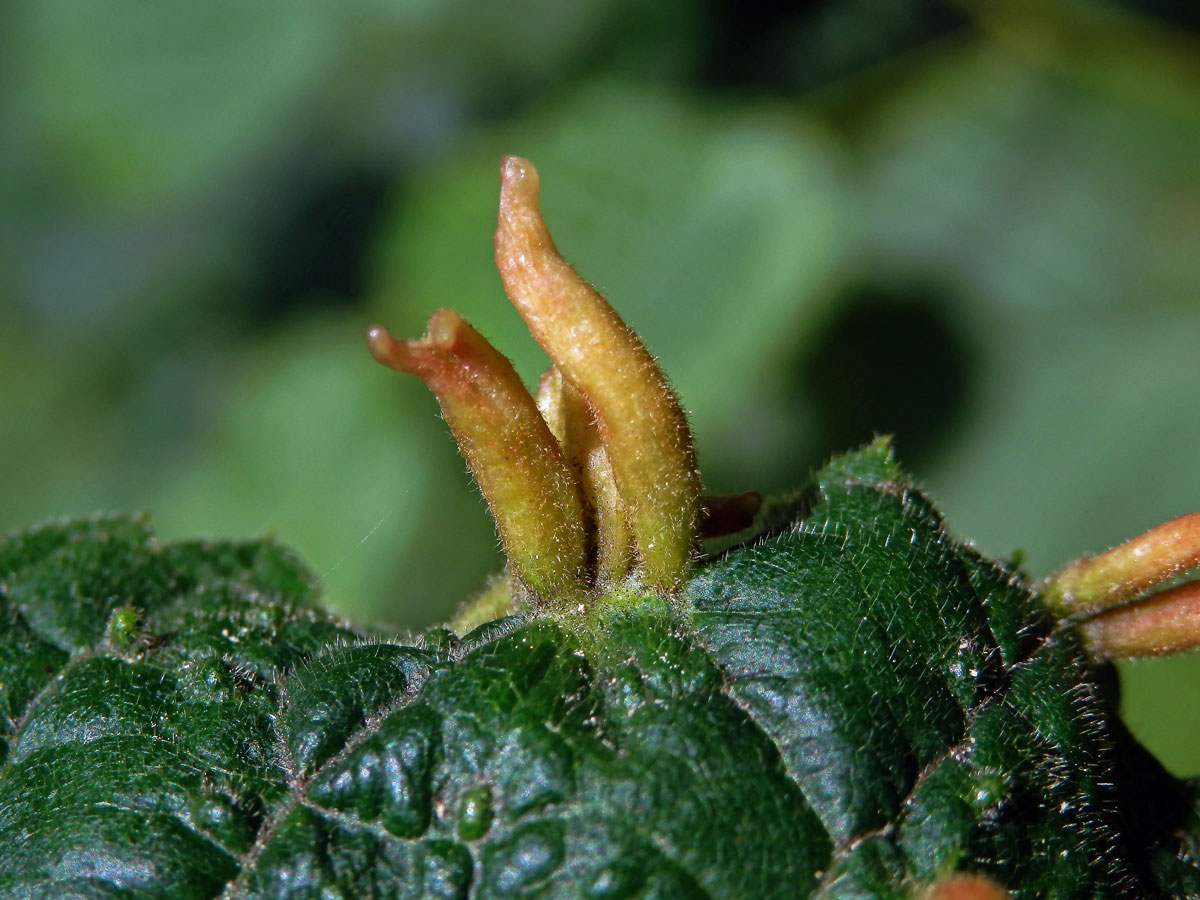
(178, 654, 238, 704)
(306, 703, 442, 839)
(456, 782, 494, 841)
(585, 857, 648, 899)
(104, 604, 142, 652)
(970, 769, 1008, 812)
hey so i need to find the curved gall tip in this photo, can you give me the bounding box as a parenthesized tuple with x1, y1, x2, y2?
(499, 156, 540, 208)
(369, 312, 588, 601)
(493, 152, 701, 594)
(366, 324, 398, 368)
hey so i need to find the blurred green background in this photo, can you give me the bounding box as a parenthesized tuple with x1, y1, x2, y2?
(2, 0, 1199, 771)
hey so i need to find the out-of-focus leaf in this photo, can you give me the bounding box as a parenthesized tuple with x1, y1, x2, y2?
(404, 0, 623, 79)
(859, 42, 1200, 318)
(370, 83, 847, 444)
(966, 0, 1200, 121)
(12, 0, 337, 206)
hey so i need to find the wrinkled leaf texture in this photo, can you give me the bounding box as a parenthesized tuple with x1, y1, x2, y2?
(2, 442, 1199, 899)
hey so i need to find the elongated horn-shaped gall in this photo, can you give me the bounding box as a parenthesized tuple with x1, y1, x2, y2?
(495, 156, 702, 592)
(1042, 512, 1200, 616)
(367, 311, 587, 599)
(536, 366, 634, 586)
(1081, 580, 1200, 659)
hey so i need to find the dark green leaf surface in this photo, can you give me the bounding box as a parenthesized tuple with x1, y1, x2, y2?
(2, 446, 1199, 898)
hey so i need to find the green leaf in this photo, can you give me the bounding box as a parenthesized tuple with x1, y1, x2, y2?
(2, 447, 1198, 897)
(13, 0, 336, 206)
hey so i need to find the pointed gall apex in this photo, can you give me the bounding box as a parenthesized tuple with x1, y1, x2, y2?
(495, 156, 701, 592)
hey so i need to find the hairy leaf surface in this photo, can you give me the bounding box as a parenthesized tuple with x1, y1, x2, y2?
(2, 445, 1198, 898)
